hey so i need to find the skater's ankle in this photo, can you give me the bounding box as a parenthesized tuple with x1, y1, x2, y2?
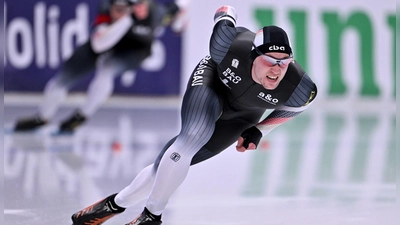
(108, 194, 126, 213)
(144, 207, 161, 221)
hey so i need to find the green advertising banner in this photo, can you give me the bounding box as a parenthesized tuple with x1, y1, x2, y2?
(183, 0, 396, 101)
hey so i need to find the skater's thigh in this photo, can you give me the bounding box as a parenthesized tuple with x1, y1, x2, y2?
(190, 108, 265, 165)
(188, 119, 253, 165)
(103, 49, 149, 73)
(61, 42, 98, 78)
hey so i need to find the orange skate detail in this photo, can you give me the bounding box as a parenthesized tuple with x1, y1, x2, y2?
(75, 198, 105, 218)
(83, 214, 116, 225)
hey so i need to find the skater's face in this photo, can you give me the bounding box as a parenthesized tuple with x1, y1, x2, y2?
(132, 1, 149, 20)
(110, 4, 130, 21)
(251, 52, 293, 90)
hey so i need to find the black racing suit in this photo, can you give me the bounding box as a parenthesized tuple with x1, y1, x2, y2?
(155, 19, 317, 167)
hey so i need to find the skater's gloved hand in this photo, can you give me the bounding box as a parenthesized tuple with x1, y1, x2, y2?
(213, 5, 236, 25)
(236, 126, 262, 152)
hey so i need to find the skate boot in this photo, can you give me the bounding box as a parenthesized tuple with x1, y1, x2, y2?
(125, 208, 162, 225)
(59, 110, 86, 133)
(14, 115, 47, 131)
(71, 193, 125, 225)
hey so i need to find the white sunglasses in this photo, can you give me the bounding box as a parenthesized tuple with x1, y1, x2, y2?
(253, 45, 293, 67)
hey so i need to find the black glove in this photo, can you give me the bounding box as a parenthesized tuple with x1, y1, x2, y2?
(240, 126, 262, 149)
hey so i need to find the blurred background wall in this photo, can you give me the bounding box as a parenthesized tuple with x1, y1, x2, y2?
(4, 0, 182, 95)
(4, 0, 396, 101)
(183, 0, 395, 102)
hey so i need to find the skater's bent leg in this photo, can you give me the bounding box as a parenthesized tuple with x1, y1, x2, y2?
(39, 42, 97, 120)
(146, 86, 221, 215)
(39, 76, 69, 120)
(115, 164, 156, 207)
(80, 64, 116, 117)
(80, 50, 144, 117)
(115, 136, 178, 208)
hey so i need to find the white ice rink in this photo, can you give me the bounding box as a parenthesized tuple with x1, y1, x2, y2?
(3, 97, 398, 225)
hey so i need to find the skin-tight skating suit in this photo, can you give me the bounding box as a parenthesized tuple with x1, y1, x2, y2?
(114, 10, 317, 215)
(155, 22, 317, 166)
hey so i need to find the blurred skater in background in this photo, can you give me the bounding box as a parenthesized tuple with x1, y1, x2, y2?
(70, 5, 317, 225)
(14, 0, 188, 133)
